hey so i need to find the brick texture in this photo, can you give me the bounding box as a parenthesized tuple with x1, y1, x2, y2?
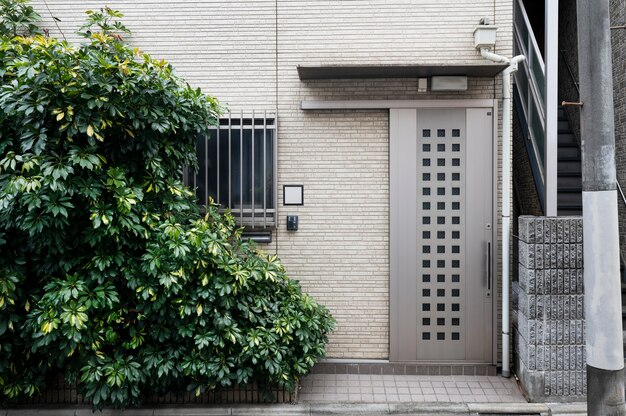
(31, 0, 513, 360)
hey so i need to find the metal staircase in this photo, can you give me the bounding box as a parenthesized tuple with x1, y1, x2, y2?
(556, 107, 582, 215)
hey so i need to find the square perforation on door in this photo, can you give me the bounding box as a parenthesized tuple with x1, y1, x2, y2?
(416, 123, 465, 351)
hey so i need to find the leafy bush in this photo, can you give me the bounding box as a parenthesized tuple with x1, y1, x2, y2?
(0, 1, 334, 408)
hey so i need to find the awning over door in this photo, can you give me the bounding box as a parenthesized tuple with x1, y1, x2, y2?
(296, 64, 507, 80)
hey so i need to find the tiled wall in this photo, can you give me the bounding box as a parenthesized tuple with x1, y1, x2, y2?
(32, 0, 512, 360)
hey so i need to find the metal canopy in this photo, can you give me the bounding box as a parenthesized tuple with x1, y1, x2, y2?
(297, 64, 507, 80)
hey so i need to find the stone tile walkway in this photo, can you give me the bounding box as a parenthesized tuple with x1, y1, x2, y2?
(299, 374, 526, 404)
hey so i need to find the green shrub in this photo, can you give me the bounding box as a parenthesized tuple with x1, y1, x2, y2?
(0, 1, 334, 408)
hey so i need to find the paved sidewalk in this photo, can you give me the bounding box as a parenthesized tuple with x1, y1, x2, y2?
(2, 374, 588, 415)
(299, 373, 525, 403)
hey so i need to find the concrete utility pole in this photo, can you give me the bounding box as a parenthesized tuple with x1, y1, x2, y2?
(577, 0, 626, 414)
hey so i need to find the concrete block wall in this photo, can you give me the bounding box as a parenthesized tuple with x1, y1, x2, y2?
(513, 216, 586, 402)
(31, 0, 512, 360)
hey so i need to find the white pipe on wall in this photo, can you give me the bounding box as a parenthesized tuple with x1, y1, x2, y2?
(480, 48, 525, 378)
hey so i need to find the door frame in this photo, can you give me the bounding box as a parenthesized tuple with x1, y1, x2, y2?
(388, 100, 499, 364)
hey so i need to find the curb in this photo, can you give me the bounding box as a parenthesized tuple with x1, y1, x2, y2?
(1, 402, 588, 416)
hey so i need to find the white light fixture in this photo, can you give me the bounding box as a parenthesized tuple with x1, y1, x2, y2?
(431, 76, 468, 91)
(283, 185, 304, 205)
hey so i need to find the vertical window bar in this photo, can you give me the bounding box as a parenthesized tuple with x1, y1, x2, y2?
(192, 151, 196, 193)
(228, 112, 232, 209)
(273, 115, 278, 226)
(263, 110, 267, 229)
(216, 125, 220, 206)
(251, 109, 255, 229)
(204, 133, 208, 207)
(239, 110, 243, 225)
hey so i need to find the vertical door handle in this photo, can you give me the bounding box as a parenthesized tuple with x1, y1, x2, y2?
(486, 241, 492, 292)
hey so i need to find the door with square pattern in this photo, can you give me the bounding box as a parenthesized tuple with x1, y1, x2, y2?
(390, 107, 494, 362)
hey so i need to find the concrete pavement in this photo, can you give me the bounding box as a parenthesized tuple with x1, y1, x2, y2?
(1, 373, 588, 415)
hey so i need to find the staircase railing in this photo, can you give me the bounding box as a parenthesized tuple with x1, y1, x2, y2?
(513, 0, 547, 211)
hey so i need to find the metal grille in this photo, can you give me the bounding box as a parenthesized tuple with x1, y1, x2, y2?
(17, 374, 294, 405)
(184, 111, 277, 229)
(416, 123, 465, 347)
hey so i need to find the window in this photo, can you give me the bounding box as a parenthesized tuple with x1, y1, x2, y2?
(184, 112, 276, 229)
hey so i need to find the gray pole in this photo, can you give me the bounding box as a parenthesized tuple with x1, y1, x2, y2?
(577, 0, 626, 414)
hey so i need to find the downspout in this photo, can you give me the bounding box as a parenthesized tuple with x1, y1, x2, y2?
(479, 48, 525, 378)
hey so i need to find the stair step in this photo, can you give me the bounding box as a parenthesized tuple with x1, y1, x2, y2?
(557, 208, 583, 216)
(558, 146, 581, 159)
(558, 133, 578, 145)
(558, 156, 581, 163)
(558, 161, 582, 174)
(557, 186, 583, 194)
(558, 120, 572, 133)
(558, 176, 582, 188)
(558, 192, 582, 206)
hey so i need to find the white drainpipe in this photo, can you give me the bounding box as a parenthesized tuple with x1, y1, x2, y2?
(480, 48, 525, 378)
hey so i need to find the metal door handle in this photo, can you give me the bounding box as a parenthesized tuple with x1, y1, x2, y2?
(486, 241, 492, 291)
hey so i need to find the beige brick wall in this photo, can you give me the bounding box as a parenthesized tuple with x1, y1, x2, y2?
(32, 0, 513, 361)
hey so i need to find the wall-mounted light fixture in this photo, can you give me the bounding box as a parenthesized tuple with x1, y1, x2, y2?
(430, 76, 468, 91)
(283, 185, 304, 206)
